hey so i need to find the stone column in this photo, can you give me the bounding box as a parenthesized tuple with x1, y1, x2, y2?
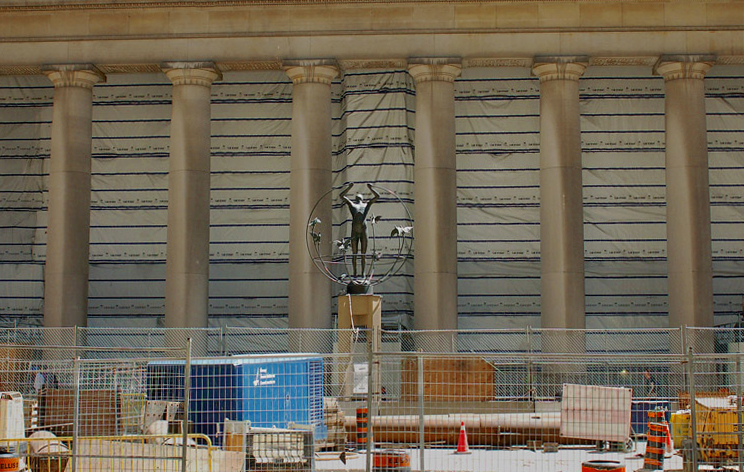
(654, 55, 715, 333)
(284, 60, 338, 348)
(533, 57, 588, 355)
(42, 64, 105, 329)
(162, 62, 221, 338)
(408, 58, 461, 334)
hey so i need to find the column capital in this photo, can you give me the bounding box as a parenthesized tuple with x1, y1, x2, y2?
(161, 62, 222, 86)
(41, 64, 105, 89)
(654, 55, 715, 81)
(283, 59, 339, 85)
(532, 56, 589, 82)
(408, 58, 462, 84)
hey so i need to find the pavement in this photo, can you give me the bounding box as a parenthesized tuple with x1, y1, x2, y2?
(315, 441, 685, 472)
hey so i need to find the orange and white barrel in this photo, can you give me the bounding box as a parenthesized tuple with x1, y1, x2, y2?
(581, 460, 625, 472)
(373, 450, 411, 472)
(356, 407, 368, 447)
(0, 453, 20, 472)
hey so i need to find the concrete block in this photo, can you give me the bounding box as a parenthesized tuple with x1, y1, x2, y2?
(579, 3, 623, 28)
(496, 4, 539, 28)
(622, 3, 665, 27)
(538, 3, 580, 28)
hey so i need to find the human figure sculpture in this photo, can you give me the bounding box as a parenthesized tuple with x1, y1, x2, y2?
(339, 182, 379, 277)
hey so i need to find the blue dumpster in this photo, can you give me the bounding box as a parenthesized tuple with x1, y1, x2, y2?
(147, 356, 326, 443)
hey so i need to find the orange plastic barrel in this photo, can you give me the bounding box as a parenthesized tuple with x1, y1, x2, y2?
(643, 422, 668, 470)
(581, 460, 625, 472)
(373, 450, 411, 472)
(356, 408, 368, 446)
(0, 454, 20, 472)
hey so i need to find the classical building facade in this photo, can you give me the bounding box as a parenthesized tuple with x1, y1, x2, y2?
(0, 0, 742, 332)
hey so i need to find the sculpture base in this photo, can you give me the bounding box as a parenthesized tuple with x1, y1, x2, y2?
(337, 293, 382, 398)
(346, 282, 372, 295)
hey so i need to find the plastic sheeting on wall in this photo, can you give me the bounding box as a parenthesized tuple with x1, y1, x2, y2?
(0, 67, 742, 329)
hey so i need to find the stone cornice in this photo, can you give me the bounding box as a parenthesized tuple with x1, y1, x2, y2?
(0, 65, 43, 76)
(220, 61, 283, 72)
(0, 54, 742, 78)
(589, 56, 658, 67)
(4, 0, 741, 12)
(339, 59, 408, 71)
(1, 0, 744, 47)
(464, 58, 532, 68)
(99, 64, 162, 74)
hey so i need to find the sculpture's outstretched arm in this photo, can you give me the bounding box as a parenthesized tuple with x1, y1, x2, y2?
(362, 184, 380, 218)
(367, 184, 380, 204)
(339, 182, 353, 207)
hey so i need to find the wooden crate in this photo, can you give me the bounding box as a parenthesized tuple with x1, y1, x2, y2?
(40, 389, 119, 436)
(401, 357, 494, 402)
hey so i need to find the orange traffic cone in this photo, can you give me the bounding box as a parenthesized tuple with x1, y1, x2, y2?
(455, 421, 471, 454)
(663, 421, 673, 453)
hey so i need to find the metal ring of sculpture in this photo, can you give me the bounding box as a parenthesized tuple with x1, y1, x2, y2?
(306, 183, 413, 294)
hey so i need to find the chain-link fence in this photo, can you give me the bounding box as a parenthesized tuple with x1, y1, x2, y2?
(2, 328, 744, 471)
(0, 326, 728, 356)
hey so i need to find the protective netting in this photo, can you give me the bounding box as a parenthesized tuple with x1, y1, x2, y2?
(0, 66, 742, 328)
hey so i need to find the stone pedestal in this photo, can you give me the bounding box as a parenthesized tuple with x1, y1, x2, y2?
(337, 294, 381, 398)
(337, 294, 382, 349)
(42, 64, 105, 328)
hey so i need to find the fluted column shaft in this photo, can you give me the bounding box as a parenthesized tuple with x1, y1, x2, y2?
(42, 65, 105, 328)
(655, 56, 715, 329)
(408, 60, 461, 331)
(285, 62, 338, 333)
(533, 58, 588, 331)
(162, 63, 221, 329)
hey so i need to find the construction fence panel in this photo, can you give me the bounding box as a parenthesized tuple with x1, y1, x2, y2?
(0, 345, 220, 472)
(3, 330, 744, 471)
(0, 326, 728, 355)
(222, 328, 340, 355)
(455, 329, 531, 353)
(1, 434, 217, 472)
(76, 329, 222, 358)
(686, 350, 744, 471)
(175, 351, 362, 472)
(380, 328, 684, 355)
(0, 329, 76, 353)
(524, 328, 683, 355)
(355, 351, 691, 472)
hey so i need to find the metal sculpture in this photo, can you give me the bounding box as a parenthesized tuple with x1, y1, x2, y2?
(307, 183, 413, 294)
